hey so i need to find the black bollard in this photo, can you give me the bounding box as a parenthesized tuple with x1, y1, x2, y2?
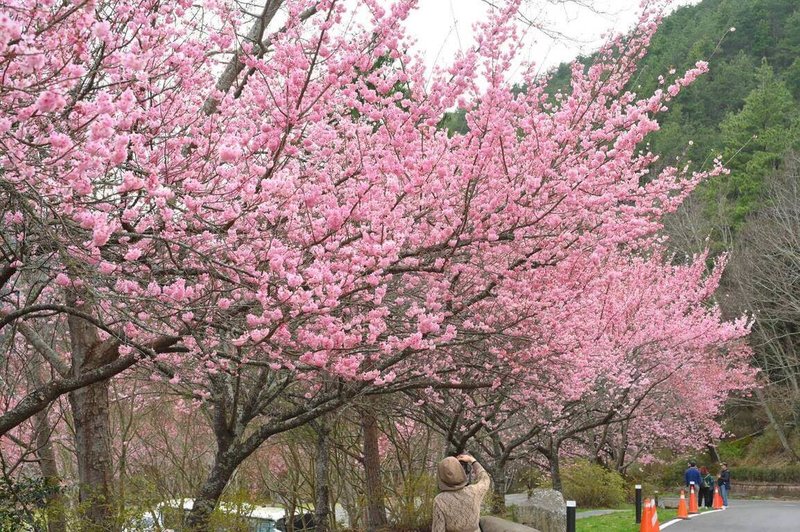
(566, 500, 576, 532)
(635, 484, 642, 524)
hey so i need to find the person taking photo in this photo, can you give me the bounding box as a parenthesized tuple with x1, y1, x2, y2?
(432, 453, 491, 532)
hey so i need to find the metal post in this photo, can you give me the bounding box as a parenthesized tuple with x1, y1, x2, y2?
(566, 500, 576, 532)
(635, 484, 642, 523)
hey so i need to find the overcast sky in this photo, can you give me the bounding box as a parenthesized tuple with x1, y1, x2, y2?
(405, 0, 701, 75)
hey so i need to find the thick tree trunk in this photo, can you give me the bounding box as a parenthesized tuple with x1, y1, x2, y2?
(361, 409, 388, 531)
(314, 421, 331, 532)
(67, 302, 114, 531)
(706, 443, 721, 464)
(548, 444, 563, 492)
(186, 447, 241, 530)
(69, 382, 113, 530)
(489, 460, 507, 514)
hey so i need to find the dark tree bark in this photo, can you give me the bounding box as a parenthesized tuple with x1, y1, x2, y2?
(361, 408, 388, 531)
(314, 420, 331, 532)
(489, 459, 507, 514)
(186, 445, 241, 530)
(28, 356, 67, 532)
(543, 441, 563, 492)
(186, 377, 352, 530)
(67, 300, 114, 531)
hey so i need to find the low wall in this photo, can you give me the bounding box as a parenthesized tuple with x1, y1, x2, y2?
(657, 482, 800, 506)
(733, 481, 800, 498)
(480, 516, 540, 532)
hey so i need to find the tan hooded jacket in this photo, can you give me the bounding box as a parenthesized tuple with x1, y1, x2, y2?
(432, 460, 491, 532)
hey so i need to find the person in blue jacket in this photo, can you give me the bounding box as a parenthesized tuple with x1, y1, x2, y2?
(684, 460, 702, 505)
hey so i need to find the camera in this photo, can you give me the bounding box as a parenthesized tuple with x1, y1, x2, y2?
(450, 451, 474, 484)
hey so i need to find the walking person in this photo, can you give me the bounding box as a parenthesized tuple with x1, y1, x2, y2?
(717, 462, 731, 507)
(432, 453, 491, 532)
(684, 460, 702, 505)
(700, 466, 714, 508)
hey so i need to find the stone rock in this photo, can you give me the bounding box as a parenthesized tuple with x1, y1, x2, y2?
(479, 516, 541, 532)
(509, 489, 566, 532)
(659, 497, 679, 509)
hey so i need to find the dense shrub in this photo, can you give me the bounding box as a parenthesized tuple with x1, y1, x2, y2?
(733, 466, 800, 483)
(717, 438, 750, 461)
(0, 476, 57, 530)
(561, 461, 626, 508)
(743, 429, 786, 461)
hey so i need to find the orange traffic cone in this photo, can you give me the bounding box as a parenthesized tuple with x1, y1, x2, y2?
(688, 483, 700, 514)
(712, 485, 724, 510)
(640, 498, 652, 532)
(676, 489, 689, 519)
(651, 499, 661, 531)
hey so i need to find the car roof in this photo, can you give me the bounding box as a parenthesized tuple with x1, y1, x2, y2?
(158, 499, 285, 520)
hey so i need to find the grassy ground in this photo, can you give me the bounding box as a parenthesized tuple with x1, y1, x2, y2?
(579, 506, 718, 531)
(578, 508, 684, 531)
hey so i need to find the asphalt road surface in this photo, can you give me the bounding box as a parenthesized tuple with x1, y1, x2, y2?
(663, 499, 800, 531)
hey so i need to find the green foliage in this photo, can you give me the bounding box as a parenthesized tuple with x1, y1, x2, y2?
(743, 427, 793, 462)
(438, 109, 468, 136)
(384, 472, 436, 529)
(701, 61, 800, 230)
(509, 466, 548, 495)
(561, 461, 627, 508)
(717, 438, 750, 461)
(0, 476, 57, 531)
(732, 465, 800, 483)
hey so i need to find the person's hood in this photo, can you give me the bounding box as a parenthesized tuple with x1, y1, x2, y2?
(437, 457, 468, 491)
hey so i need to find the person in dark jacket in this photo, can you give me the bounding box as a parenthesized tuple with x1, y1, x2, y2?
(684, 460, 702, 504)
(699, 466, 714, 508)
(717, 462, 731, 507)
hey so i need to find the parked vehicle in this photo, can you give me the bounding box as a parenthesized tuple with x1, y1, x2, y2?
(275, 511, 315, 531)
(123, 499, 285, 531)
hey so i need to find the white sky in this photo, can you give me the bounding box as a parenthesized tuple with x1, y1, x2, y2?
(405, 0, 701, 75)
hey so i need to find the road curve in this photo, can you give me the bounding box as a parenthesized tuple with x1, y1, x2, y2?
(662, 499, 800, 531)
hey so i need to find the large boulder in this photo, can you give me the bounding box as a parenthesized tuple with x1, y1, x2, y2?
(509, 489, 566, 532)
(480, 516, 540, 532)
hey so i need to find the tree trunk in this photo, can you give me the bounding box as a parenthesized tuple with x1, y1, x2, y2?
(69, 381, 113, 530)
(706, 443, 721, 464)
(548, 444, 563, 492)
(314, 421, 331, 532)
(489, 460, 507, 514)
(361, 409, 388, 531)
(27, 346, 67, 532)
(755, 386, 799, 461)
(67, 302, 113, 531)
(186, 447, 241, 530)
(33, 409, 66, 532)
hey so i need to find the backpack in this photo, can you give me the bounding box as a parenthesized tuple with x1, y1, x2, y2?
(702, 474, 713, 489)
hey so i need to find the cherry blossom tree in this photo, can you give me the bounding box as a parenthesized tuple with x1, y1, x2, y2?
(0, 0, 752, 528)
(414, 250, 754, 504)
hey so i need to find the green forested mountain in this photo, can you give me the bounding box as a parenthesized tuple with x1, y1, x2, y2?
(527, 0, 800, 247)
(636, 0, 800, 236)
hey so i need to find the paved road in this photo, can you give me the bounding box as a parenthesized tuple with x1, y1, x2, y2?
(663, 499, 800, 531)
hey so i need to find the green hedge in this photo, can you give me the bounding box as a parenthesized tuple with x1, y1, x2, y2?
(562, 461, 627, 508)
(732, 466, 800, 483)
